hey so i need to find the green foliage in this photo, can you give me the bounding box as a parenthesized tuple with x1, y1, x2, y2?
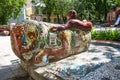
(0, 0, 27, 25)
(73, 0, 120, 22)
(92, 28, 120, 41)
(32, 0, 74, 23)
(54, 0, 75, 22)
(31, 0, 120, 23)
(32, 0, 55, 22)
(73, 0, 95, 20)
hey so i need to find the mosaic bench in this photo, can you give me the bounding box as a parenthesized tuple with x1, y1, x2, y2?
(10, 20, 91, 80)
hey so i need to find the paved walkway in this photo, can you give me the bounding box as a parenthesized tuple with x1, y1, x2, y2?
(0, 36, 28, 80)
(0, 36, 120, 80)
(94, 26, 120, 32)
(81, 58, 120, 80)
(81, 40, 120, 80)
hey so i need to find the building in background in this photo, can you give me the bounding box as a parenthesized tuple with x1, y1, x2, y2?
(8, 0, 61, 24)
(42, 12, 58, 23)
(26, 0, 33, 20)
(31, 1, 59, 23)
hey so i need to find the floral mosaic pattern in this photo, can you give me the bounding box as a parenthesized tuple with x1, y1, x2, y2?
(10, 20, 91, 66)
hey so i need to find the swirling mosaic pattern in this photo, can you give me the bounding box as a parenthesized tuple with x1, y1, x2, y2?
(10, 20, 91, 66)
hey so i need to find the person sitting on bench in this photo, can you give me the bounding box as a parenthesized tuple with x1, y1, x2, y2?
(50, 10, 92, 32)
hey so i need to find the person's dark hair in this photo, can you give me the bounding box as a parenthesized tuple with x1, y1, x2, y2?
(67, 10, 78, 19)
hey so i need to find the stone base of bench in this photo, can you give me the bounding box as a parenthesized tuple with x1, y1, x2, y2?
(21, 61, 46, 80)
(19, 50, 107, 79)
(20, 41, 120, 80)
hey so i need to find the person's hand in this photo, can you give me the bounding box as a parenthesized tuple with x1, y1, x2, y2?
(49, 27, 57, 32)
(87, 22, 92, 27)
(85, 22, 92, 31)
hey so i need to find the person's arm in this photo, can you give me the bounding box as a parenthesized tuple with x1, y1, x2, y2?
(57, 19, 92, 31)
(56, 21, 72, 31)
(75, 20, 92, 31)
(50, 19, 92, 32)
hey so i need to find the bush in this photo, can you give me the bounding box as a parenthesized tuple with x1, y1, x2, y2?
(91, 28, 120, 41)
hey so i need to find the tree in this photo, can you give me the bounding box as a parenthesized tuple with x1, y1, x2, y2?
(32, 0, 56, 22)
(42, 0, 55, 22)
(73, 0, 95, 20)
(32, 0, 74, 23)
(94, 0, 119, 22)
(53, 0, 74, 23)
(0, 0, 27, 25)
(32, 0, 120, 23)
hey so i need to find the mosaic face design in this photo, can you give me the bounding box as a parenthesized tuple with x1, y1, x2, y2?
(10, 21, 41, 60)
(10, 20, 91, 66)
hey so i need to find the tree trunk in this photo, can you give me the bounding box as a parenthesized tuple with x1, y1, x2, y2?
(47, 14, 51, 22)
(62, 15, 66, 24)
(57, 14, 60, 24)
(104, 0, 107, 21)
(35, 7, 39, 14)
